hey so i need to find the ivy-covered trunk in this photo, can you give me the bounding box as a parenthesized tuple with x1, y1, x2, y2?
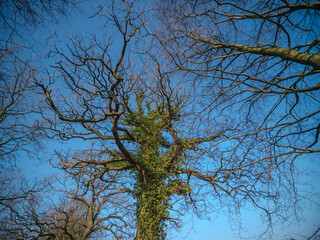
(123, 93, 188, 239)
(135, 180, 170, 240)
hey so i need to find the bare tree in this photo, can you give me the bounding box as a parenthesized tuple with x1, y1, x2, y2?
(51, 149, 134, 240)
(0, 1, 89, 238)
(0, 167, 49, 239)
(155, 0, 320, 159)
(154, 0, 320, 228)
(0, 158, 131, 240)
(0, 0, 82, 163)
(34, 1, 226, 238)
(33, 0, 320, 239)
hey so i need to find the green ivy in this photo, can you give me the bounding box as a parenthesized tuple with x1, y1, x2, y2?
(102, 94, 190, 239)
(123, 95, 190, 239)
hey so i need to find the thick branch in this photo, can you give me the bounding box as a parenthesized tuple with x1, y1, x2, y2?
(209, 42, 320, 69)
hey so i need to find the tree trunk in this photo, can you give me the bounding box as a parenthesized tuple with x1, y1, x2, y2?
(135, 182, 169, 240)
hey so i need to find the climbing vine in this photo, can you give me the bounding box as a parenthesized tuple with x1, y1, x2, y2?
(122, 93, 190, 239)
